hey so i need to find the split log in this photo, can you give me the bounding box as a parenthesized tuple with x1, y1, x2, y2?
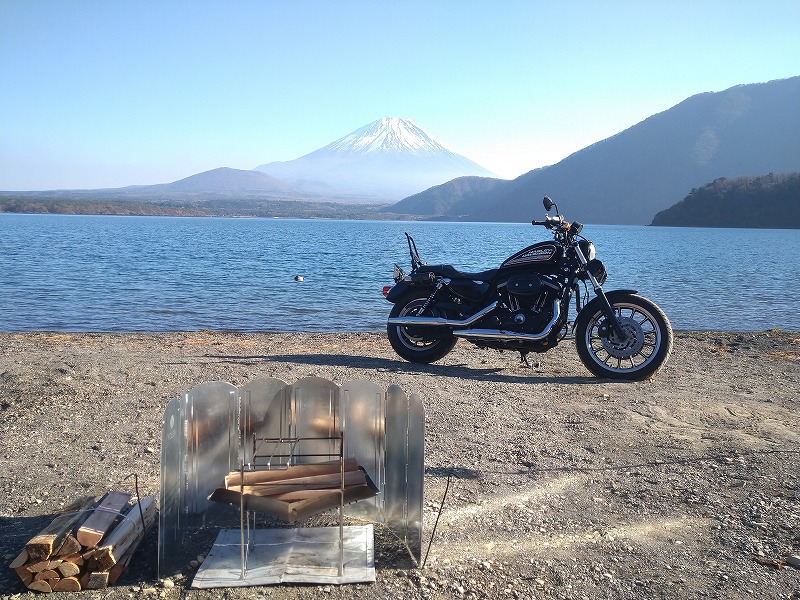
(9, 549, 29, 569)
(25, 496, 96, 561)
(53, 533, 82, 557)
(62, 552, 85, 566)
(76, 491, 131, 548)
(57, 560, 81, 578)
(225, 469, 367, 497)
(33, 568, 58, 581)
(84, 570, 109, 590)
(93, 496, 156, 571)
(27, 580, 52, 593)
(224, 458, 358, 487)
(13, 565, 34, 586)
(53, 576, 81, 591)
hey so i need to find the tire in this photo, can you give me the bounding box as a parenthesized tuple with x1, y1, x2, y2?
(575, 292, 673, 380)
(387, 294, 457, 363)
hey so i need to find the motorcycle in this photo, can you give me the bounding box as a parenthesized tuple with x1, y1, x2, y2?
(382, 196, 673, 380)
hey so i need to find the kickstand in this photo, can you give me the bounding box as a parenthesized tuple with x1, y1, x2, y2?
(519, 351, 530, 368)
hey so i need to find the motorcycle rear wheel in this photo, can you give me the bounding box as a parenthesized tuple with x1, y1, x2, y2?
(575, 292, 673, 380)
(387, 294, 457, 364)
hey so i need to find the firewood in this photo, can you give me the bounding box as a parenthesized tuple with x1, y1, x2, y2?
(33, 568, 58, 581)
(27, 580, 52, 593)
(84, 570, 109, 590)
(9, 549, 28, 569)
(62, 553, 85, 566)
(93, 496, 156, 571)
(57, 561, 81, 578)
(25, 496, 96, 561)
(225, 469, 367, 497)
(224, 458, 358, 487)
(53, 533, 82, 557)
(53, 576, 81, 591)
(26, 559, 51, 573)
(13, 565, 34, 586)
(76, 491, 131, 548)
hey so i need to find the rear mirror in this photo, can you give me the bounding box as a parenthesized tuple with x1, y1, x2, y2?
(543, 196, 554, 211)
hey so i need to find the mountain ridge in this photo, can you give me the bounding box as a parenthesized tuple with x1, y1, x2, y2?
(388, 77, 800, 224)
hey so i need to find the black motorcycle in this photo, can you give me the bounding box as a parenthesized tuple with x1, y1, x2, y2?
(383, 196, 673, 380)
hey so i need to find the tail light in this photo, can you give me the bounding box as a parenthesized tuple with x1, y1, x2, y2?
(382, 286, 392, 297)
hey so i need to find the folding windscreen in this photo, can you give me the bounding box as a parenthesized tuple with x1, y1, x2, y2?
(158, 377, 424, 581)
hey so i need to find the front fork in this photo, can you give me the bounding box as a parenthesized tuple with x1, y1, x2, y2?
(595, 289, 628, 340)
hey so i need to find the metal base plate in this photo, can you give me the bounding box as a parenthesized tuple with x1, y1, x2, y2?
(191, 525, 375, 588)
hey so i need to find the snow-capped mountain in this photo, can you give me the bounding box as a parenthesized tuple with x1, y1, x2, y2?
(254, 117, 495, 200)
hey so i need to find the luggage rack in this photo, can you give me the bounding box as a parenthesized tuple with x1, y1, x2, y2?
(159, 377, 424, 587)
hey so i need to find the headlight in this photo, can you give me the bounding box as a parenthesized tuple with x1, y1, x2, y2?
(579, 240, 596, 261)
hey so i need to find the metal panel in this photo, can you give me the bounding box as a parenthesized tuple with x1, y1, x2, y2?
(185, 382, 239, 515)
(239, 378, 289, 468)
(384, 385, 425, 563)
(158, 398, 184, 578)
(292, 377, 339, 464)
(341, 380, 385, 520)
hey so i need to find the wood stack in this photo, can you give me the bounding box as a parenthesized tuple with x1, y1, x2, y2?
(9, 491, 156, 593)
(209, 458, 378, 523)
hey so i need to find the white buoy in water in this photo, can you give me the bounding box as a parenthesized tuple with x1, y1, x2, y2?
(294, 275, 304, 281)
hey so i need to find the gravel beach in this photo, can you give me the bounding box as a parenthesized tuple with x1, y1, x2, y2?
(1, 330, 799, 599)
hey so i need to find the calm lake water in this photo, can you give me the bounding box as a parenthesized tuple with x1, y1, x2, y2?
(1, 213, 798, 332)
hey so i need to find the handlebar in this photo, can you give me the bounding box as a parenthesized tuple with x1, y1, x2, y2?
(531, 215, 565, 228)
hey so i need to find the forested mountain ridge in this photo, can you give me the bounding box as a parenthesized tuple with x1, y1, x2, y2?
(388, 77, 800, 225)
(650, 173, 800, 228)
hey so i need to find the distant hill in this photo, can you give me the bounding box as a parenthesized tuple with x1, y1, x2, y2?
(651, 173, 800, 228)
(144, 167, 293, 193)
(387, 77, 800, 224)
(255, 117, 495, 200)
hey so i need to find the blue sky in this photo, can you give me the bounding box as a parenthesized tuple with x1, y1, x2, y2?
(1, 0, 798, 190)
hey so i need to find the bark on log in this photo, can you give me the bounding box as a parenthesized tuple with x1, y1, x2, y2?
(76, 491, 131, 548)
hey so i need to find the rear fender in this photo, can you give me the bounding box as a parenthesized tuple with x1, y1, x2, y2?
(384, 280, 436, 303)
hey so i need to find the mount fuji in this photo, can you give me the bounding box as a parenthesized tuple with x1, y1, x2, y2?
(254, 117, 496, 200)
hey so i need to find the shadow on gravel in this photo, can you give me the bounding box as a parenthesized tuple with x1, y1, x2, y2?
(202, 352, 600, 385)
(425, 466, 481, 479)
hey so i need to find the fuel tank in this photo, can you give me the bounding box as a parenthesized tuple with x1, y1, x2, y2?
(500, 241, 563, 272)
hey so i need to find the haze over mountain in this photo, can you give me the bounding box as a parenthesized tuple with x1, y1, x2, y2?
(254, 117, 496, 200)
(389, 77, 800, 225)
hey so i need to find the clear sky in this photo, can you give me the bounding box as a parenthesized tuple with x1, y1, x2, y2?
(1, 0, 798, 191)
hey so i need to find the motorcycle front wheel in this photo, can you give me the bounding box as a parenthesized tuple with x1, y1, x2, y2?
(575, 292, 673, 380)
(387, 294, 457, 364)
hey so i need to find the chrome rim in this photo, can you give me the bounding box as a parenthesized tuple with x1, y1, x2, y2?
(394, 300, 443, 351)
(584, 302, 662, 373)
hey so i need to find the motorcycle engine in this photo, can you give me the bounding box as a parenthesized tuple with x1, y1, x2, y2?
(496, 275, 562, 333)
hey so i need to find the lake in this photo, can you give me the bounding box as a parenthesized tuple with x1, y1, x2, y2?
(1, 213, 798, 332)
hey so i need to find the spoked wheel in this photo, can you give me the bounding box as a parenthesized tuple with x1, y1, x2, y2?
(575, 292, 673, 380)
(387, 294, 457, 363)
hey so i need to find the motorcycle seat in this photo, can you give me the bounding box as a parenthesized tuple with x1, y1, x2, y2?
(418, 264, 498, 282)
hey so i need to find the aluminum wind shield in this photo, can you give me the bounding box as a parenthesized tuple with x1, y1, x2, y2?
(158, 377, 424, 581)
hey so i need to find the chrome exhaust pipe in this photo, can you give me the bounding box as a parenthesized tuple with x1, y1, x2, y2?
(387, 301, 498, 328)
(453, 300, 561, 342)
